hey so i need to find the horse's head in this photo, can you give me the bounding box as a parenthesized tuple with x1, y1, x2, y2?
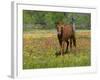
(56, 21, 64, 35)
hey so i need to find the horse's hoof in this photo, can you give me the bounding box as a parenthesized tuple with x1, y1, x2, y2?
(65, 50, 68, 54)
(61, 54, 64, 56)
(55, 51, 61, 56)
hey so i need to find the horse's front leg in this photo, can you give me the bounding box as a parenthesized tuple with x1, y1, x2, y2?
(60, 41, 64, 56)
(58, 39, 64, 56)
(61, 41, 64, 56)
(65, 40, 69, 53)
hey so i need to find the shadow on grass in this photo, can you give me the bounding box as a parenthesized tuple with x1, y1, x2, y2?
(55, 50, 69, 57)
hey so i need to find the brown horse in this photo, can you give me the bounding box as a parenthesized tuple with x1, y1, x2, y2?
(56, 21, 76, 56)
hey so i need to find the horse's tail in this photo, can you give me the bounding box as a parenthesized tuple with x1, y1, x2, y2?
(71, 24, 76, 47)
(72, 35, 76, 47)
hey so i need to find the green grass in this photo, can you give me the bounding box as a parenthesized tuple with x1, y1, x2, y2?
(23, 30, 91, 69)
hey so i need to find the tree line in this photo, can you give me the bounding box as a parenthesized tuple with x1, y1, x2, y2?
(23, 10, 91, 31)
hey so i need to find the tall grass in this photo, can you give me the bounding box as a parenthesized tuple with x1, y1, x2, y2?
(23, 30, 91, 69)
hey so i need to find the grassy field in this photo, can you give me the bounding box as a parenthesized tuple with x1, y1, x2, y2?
(23, 30, 91, 69)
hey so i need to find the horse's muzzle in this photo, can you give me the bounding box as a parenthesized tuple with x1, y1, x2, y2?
(57, 32, 61, 35)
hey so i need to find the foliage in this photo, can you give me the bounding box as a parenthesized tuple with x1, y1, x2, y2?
(23, 10, 91, 31)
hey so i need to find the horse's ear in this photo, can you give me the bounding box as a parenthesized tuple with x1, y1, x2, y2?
(55, 21, 59, 28)
(55, 21, 59, 25)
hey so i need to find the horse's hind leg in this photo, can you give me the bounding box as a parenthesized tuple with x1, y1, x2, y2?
(70, 38, 72, 50)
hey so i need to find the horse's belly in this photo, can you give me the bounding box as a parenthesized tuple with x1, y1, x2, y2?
(63, 32, 72, 37)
